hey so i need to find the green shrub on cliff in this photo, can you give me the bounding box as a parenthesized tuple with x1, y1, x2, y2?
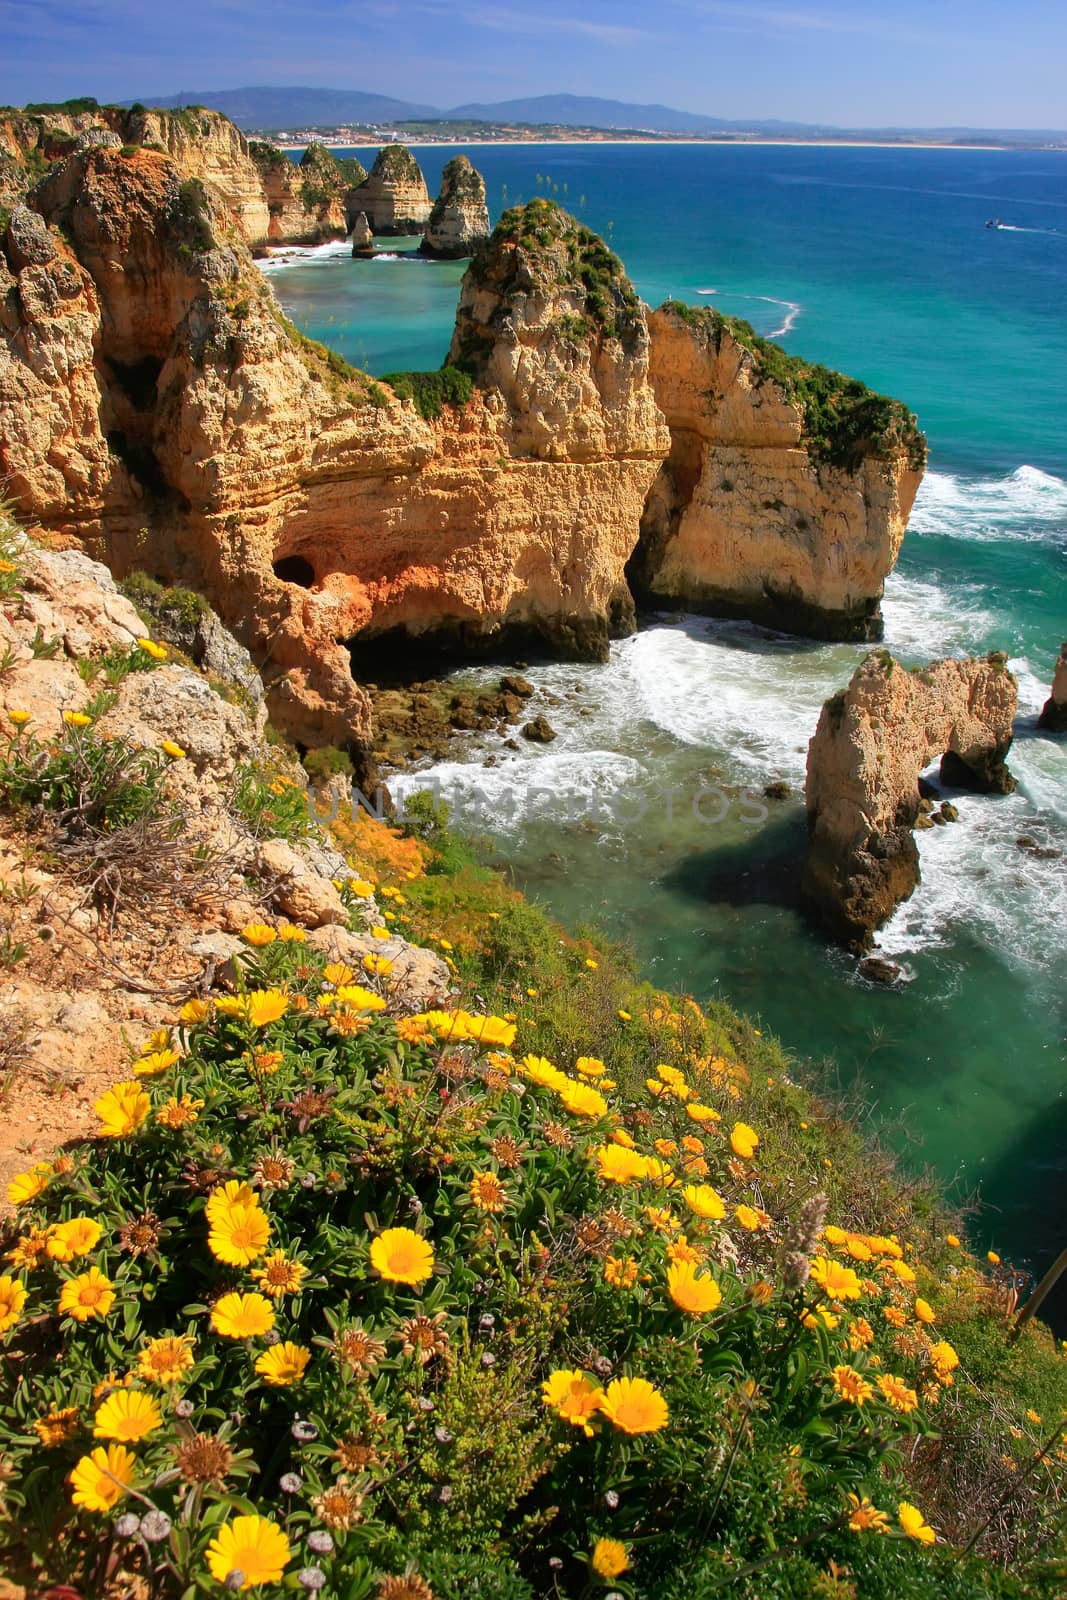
(382, 365, 474, 420)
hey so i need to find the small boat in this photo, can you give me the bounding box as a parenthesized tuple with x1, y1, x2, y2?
(985, 218, 1004, 230)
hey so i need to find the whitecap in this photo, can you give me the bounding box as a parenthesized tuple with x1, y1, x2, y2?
(909, 465, 1067, 544)
(256, 240, 352, 274)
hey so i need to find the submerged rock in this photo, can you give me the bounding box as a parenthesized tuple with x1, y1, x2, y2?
(803, 651, 1017, 949)
(858, 956, 904, 985)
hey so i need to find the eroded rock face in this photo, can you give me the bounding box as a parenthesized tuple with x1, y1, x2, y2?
(633, 305, 925, 641)
(250, 140, 350, 246)
(1038, 643, 1067, 732)
(350, 211, 374, 256)
(348, 145, 430, 235)
(420, 156, 490, 259)
(803, 652, 1017, 947)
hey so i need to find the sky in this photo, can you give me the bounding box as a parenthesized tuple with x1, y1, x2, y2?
(1, 0, 1066, 129)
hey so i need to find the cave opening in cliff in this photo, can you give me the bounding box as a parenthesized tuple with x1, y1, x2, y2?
(273, 555, 316, 588)
(107, 355, 163, 412)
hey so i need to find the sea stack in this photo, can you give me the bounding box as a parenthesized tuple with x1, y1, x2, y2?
(420, 155, 491, 258)
(350, 211, 374, 257)
(803, 651, 1017, 948)
(631, 303, 926, 642)
(347, 145, 431, 235)
(1038, 642, 1067, 732)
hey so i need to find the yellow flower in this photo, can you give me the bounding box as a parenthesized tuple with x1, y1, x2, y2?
(847, 1494, 890, 1534)
(6, 1162, 54, 1206)
(644, 1205, 680, 1235)
(882, 1258, 916, 1284)
(179, 998, 210, 1025)
(848, 1317, 874, 1351)
(133, 1047, 180, 1078)
(347, 878, 374, 897)
(362, 952, 393, 976)
(370, 1227, 435, 1287)
(877, 1374, 919, 1414)
(210, 1291, 276, 1339)
(277, 923, 307, 942)
(584, 958, 599, 970)
(205, 1514, 291, 1590)
(987, 1250, 1001, 1266)
(255, 1341, 311, 1386)
(914, 1297, 936, 1325)
(729, 1122, 760, 1159)
(945, 1233, 961, 1248)
(63, 711, 92, 727)
(686, 1102, 720, 1124)
(593, 1144, 645, 1185)
(370, 926, 390, 940)
(93, 1389, 163, 1442)
(575, 1056, 605, 1077)
(323, 962, 354, 986)
(7, 709, 31, 726)
(735, 1204, 762, 1232)
(929, 1340, 959, 1379)
(137, 1334, 195, 1384)
(684, 1184, 726, 1216)
(611, 1127, 636, 1149)
(46, 1217, 103, 1261)
(618, 1009, 632, 1021)
(667, 1261, 722, 1315)
(831, 1365, 873, 1405)
(251, 1251, 309, 1299)
(241, 923, 278, 947)
(333, 984, 387, 1012)
(1026, 1407, 1042, 1424)
(469, 1172, 507, 1212)
(208, 1202, 271, 1267)
(205, 1180, 259, 1220)
(591, 1537, 629, 1577)
(0, 1275, 27, 1334)
(809, 1256, 863, 1301)
(156, 1094, 204, 1129)
(640, 1156, 677, 1189)
(598, 1375, 669, 1435)
(557, 1079, 608, 1119)
(34, 1406, 80, 1446)
(70, 1443, 137, 1512)
(59, 1267, 114, 1323)
(604, 1255, 638, 1289)
(94, 1080, 151, 1137)
(136, 637, 168, 660)
(667, 1235, 704, 1266)
(898, 1501, 936, 1544)
(542, 1369, 603, 1436)
(245, 989, 289, 1027)
(160, 740, 186, 759)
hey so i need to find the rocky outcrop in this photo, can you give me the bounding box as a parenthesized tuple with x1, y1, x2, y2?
(2, 161, 925, 779)
(348, 145, 431, 235)
(249, 139, 350, 246)
(1038, 642, 1067, 732)
(632, 304, 925, 641)
(420, 155, 490, 259)
(350, 211, 374, 256)
(803, 651, 1017, 947)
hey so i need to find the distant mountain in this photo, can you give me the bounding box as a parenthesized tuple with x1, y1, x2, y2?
(141, 86, 436, 128)
(441, 94, 741, 132)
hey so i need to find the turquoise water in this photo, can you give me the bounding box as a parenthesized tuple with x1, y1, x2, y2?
(264, 146, 1067, 1294)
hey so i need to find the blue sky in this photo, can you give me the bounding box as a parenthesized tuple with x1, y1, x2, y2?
(1, 0, 1065, 127)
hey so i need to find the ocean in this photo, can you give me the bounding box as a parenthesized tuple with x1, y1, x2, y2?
(262, 144, 1067, 1292)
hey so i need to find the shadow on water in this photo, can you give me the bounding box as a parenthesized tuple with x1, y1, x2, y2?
(661, 804, 809, 915)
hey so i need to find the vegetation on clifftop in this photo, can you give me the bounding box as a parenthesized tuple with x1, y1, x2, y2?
(382, 365, 475, 420)
(462, 198, 644, 353)
(663, 301, 927, 472)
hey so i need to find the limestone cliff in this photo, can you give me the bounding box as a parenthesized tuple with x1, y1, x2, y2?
(348, 145, 431, 235)
(632, 304, 926, 640)
(420, 155, 490, 259)
(1038, 642, 1067, 732)
(803, 651, 1017, 947)
(2, 164, 926, 779)
(249, 139, 353, 245)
